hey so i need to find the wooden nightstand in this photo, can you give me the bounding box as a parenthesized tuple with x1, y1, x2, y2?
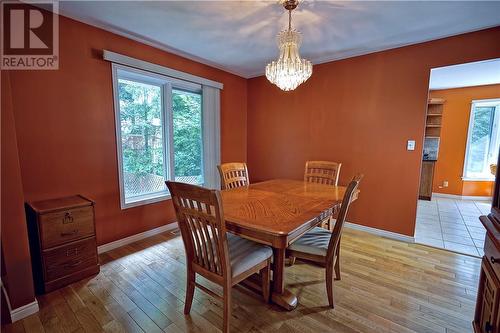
(26, 195, 99, 294)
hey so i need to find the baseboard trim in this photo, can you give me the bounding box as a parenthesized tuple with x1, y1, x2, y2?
(97, 221, 414, 254)
(432, 192, 492, 201)
(10, 300, 39, 323)
(1, 278, 40, 323)
(345, 222, 415, 243)
(97, 223, 178, 254)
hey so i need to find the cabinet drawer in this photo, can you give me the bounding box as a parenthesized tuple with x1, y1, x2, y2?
(485, 233, 500, 278)
(43, 237, 98, 281)
(39, 206, 95, 249)
(475, 258, 500, 333)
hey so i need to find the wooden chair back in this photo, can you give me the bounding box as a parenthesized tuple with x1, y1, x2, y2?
(166, 181, 230, 279)
(304, 161, 342, 186)
(326, 174, 363, 261)
(218, 162, 249, 190)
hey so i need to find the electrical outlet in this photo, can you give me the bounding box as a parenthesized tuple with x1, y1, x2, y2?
(407, 140, 416, 151)
(443, 181, 449, 188)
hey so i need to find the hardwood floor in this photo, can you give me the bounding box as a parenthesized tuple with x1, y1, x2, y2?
(3, 228, 480, 333)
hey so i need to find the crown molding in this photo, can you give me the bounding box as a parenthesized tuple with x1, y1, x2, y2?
(247, 24, 500, 79)
(58, 9, 248, 79)
(430, 82, 500, 91)
(55, 7, 500, 80)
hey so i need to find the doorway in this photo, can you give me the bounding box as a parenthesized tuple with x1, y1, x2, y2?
(414, 59, 500, 256)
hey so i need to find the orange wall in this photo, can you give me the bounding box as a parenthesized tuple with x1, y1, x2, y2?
(2, 12, 500, 311)
(7, 14, 247, 246)
(431, 85, 500, 197)
(1, 71, 36, 309)
(247, 27, 500, 236)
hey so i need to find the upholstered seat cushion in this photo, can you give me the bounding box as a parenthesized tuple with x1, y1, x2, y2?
(288, 227, 333, 256)
(227, 233, 273, 277)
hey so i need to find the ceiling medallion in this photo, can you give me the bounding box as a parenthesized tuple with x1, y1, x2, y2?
(265, 0, 312, 91)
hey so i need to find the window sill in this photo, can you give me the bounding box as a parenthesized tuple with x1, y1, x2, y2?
(121, 192, 171, 209)
(462, 177, 495, 182)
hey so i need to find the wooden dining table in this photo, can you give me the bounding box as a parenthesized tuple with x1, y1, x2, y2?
(220, 178, 359, 310)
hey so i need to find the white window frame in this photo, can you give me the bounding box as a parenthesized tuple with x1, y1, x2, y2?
(462, 98, 500, 181)
(112, 63, 219, 209)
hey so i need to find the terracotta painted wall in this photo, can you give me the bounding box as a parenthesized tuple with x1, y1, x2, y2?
(430, 85, 500, 197)
(1, 71, 36, 309)
(3, 11, 499, 312)
(7, 14, 247, 247)
(247, 27, 500, 236)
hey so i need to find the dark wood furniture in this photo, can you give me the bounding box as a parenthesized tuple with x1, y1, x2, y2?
(419, 160, 435, 200)
(221, 179, 359, 310)
(26, 195, 99, 293)
(475, 152, 500, 333)
(287, 174, 362, 307)
(218, 162, 249, 190)
(166, 181, 272, 333)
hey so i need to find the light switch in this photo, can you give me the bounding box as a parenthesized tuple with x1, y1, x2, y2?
(407, 140, 416, 151)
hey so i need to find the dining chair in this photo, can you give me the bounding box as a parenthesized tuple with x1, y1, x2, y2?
(286, 174, 363, 308)
(166, 181, 272, 333)
(218, 162, 249, 190)
(304, 160, 341, 186)
(304, 160, 342, 230)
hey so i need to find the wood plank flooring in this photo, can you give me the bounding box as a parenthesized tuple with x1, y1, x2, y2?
(2, 228, 481, 333)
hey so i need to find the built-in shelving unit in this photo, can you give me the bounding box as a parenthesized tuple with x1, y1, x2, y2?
(419, 97, 445, 200)
(425, 98, 445, 137)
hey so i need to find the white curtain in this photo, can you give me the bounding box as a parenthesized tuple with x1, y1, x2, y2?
(202, 86, 221, 189)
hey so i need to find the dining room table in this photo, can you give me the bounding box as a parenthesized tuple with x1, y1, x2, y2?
(220, 178, 359, 311)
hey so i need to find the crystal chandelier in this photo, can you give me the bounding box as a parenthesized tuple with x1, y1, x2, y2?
(265, 0, 312, 91)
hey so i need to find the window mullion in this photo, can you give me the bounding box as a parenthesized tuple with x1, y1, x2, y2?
(164, 82, 175, 182)
(488, 105, 500, 168)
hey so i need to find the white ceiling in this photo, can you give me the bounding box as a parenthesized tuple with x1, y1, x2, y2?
(58, 1, 500, 78)
(430, 59, 500, 90)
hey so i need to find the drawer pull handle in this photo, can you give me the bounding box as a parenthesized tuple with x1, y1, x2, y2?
(64, 260, 82, 268)
(485, 321, 493, 332)
(491, 256, 500, 264)
(66, 248, 79, 256)
(61, 230, 79, 237)
(63, 212, 74, 224)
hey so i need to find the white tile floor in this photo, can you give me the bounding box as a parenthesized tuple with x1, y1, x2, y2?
(415, 197, 490, 257)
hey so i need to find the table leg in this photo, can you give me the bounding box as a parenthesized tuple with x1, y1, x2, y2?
(271, 247, 298, 310)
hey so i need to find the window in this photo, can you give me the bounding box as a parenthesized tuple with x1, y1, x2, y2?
(112, 64, 220, 208)
(172, 89, 204, 185)
(117, 74, 167, 203)
(463, 99, 500, 180)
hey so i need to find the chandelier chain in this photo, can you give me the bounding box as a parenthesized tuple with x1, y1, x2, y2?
(288, 9, 292, 31)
